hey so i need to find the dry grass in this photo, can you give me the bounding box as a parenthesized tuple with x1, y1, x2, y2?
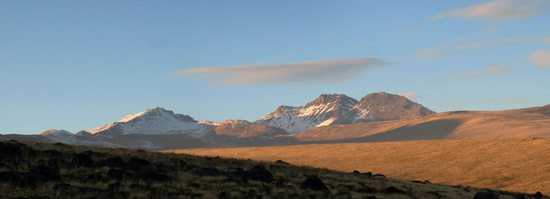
(171, 138, 550, 194)
(2, 140, 542, 199)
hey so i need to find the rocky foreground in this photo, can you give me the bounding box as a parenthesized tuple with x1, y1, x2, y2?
(0, 140, 546, 199)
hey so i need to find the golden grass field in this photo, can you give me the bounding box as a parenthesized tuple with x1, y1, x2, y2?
(170, 138, 550, 194)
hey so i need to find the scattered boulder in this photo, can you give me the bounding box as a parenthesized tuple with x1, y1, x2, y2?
(473, 191, 500, 199)
(245, 165, 273, 182)
(383, 186, 408, 195)
(194, 167, 225, 176)
(300, 175, 329, 192)
(71, 153, 94, 167)
(127, 157, 151, 171)
(28, 165, 60, 181)
(275, 160, 290, 165)
(534, 192, 543, 199)
(53, 183, 74, 192)
(106, 169, 133, 181)
(352, 170, 361, 174)
(0, 171, 21, 183)
(98, 157, 126, 169)
(83, 173, 106, 183)
(137, 168, 169, 181)
(107, 182, 123, 191)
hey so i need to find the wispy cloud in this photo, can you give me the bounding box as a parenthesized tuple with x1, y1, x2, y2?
(435, 65, 510, 82)
(454, 36, 533, 49)
(465, 65, 510, 78)
(174, 58, 387, 85)
(531, 50, 550, 68)
(414, 49, 443, 61)
(413, 34, 535, 61)
(544, 38, 550, 45)
(434, 0, 541, 21)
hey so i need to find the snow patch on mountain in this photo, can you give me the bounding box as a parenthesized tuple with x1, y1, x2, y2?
(256, 94, 358, 133)
(89, 107, 213, 137)
(256, 93, 435, 134)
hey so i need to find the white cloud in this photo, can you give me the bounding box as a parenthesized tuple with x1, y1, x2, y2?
(531, 50, 550, 68)
(434, 0, 540, 21)
(465, 65, 510, 78)
(399, 92, 418, 101)
(174, 58, 387, 85)
(454, 36, 533, 49)
(414, 49, 443, 61)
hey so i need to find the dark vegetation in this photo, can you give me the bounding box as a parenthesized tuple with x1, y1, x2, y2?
(0, 140, 546, 199)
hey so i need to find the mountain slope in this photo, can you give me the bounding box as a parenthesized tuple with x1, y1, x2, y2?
(295, 104, 550, 141)
(175, 138, 550, 195)
(214, 120, 288, 138)
(256, 92, 434, 134)
(256, 94, 358, 133)
(337, 92, 435, 124)
(89, 107, 213, 137)
(2, 140, 538, 199)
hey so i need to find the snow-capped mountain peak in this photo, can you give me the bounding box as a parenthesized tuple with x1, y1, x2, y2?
(256, 92, 434, 133)
(256, 94, 358, 133)
(88, 107, 212, 137)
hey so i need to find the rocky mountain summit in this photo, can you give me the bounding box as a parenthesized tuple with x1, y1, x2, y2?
(256, 92, 435, 133)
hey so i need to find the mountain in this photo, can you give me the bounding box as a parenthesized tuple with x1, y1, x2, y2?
(294, 104, 550, 141)
(40, 129, 76, 143)
(337, 92, 435, 124)
(89, 107, 213, 137)
(213, 120, 288, 138)
(256, 94, 358, 133)
(256, 92, 434, 133)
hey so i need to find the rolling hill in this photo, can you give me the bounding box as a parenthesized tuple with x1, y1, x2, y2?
(172, 138, 550, 195)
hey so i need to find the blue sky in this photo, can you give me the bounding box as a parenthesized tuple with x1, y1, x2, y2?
(1, 0, 549, 134)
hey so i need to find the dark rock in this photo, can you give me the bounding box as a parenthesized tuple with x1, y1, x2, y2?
(53, 142, 66, 146)
(426, 191, 442, 197)
(335, 191, 352, 199)
(83, 173, 106, 183)
(106, 169, 133, 181)
(98, 157, 126, 169)
(373, 174, 385, 178)
(53, 183, 74, 192)
(275, 160, 290, 165)
(352, 170, 361, 174)
(357, 185, 376, 193)
(300, 175, 329, 192)
(137, 168, 169, 181)
(193, 167, 225, 176)
(28, 165, 60, 181)
(0, 171, 21, 183)
(246, 165, 273, 182)
(0, 141, 34, 162)
(217, 191, 229, 199)
(71, 153, 94, 167)
(107, 182, 123, 191)
(226, 168, 248, 183)
(383, 186, 408, 195)
(129, 184, 149, 190)
(127, 157, 151, 171)
(473, 191, 500, 199)
(534, 192, 543, 199)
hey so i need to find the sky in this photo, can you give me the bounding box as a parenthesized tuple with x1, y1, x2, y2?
(1, 0, 550, 134)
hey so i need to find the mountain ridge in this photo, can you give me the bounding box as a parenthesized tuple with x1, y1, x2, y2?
(256, 92, 434, 133)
